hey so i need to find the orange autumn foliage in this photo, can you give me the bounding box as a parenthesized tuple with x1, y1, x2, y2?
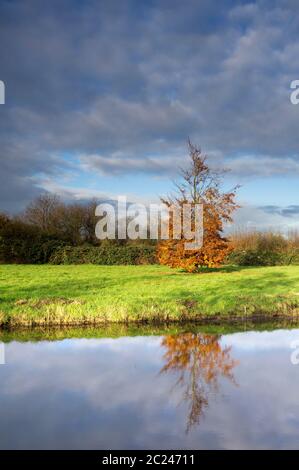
(157, 142, 239, 272)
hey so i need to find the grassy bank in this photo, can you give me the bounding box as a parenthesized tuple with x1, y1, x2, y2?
(0, 264, 299, 327)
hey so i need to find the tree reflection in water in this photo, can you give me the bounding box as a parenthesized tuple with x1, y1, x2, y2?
(160, 333, 238, 432)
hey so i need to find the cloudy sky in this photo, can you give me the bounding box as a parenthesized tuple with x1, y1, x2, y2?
(0, 0, 299, 229)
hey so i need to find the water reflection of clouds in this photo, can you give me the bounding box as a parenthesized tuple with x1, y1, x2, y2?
(1, 330, 299, 449)
(222, 329, 299, 351)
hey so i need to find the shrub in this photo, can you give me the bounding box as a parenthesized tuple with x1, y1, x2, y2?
(228, 249, 286, 266)
(49, 245, 157, 265)
(0, 217, 66, 264)
(229, 230, 299, 266)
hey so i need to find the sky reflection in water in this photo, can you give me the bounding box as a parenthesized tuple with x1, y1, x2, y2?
(0, 328, 299, 449)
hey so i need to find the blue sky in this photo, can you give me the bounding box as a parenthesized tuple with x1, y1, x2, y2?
(0, 0, 299, 230)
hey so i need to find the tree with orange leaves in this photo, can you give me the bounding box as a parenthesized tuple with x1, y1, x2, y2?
(157, 142, 239, 272)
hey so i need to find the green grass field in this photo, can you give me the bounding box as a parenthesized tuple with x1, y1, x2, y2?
(0, 264, 299, 326)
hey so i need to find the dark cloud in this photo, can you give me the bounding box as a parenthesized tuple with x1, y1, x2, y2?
(260, 205, 299, 218)
(1, 0, 299, 210)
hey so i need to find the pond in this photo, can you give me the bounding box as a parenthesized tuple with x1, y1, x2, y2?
(0, 324, 299, 449)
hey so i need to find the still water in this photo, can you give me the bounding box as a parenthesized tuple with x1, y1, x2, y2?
(0, 326, 299, 449)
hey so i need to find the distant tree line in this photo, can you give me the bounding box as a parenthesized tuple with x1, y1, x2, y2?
(0, 194, 156, 264)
